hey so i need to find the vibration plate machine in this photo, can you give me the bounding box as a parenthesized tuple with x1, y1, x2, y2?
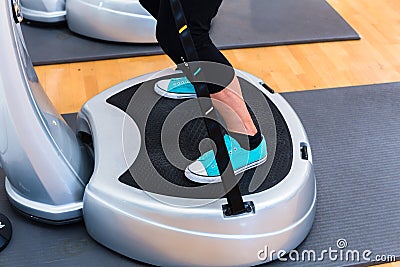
(0, 0, 316, 266)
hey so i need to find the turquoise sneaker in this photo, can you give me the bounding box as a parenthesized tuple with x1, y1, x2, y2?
(185, 134, 267, 183)
(154, 76, 197, 99)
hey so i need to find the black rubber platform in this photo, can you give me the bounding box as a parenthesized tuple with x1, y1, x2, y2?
(107, 76, 293, 198)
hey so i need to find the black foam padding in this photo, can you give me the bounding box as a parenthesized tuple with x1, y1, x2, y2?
(21, 0, 360, 65)
(107, 76, 293, 198)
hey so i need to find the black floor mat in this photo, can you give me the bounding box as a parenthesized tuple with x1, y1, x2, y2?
(21, 0, 360, 65)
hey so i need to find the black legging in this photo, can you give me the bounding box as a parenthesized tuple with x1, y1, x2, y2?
(139, 0, 234, 94)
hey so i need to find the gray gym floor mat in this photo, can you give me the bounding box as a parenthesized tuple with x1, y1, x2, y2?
(1, 82, 399, 266)
(21, 0, 360, 66)
(271, 83, 400, 266)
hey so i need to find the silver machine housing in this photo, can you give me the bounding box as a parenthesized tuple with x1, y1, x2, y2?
(1, 0, 92, 223)
(20, 0, 66, 23)
(1, 0, 316, 266)
(19, 0, 157, 43)
(79, 69, 316, 266)
(66, 0, 157, 43)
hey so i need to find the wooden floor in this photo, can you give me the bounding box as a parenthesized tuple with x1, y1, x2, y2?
(383, 263, 400, 267)
(34, 0, 400, 114)
(377, 262, 400, 267)
(30, 1, 400, 266)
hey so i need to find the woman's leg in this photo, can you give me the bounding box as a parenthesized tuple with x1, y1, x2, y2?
(185, 0, 259, 137)
(140, 0, 265, 182)
(211, 77, 258, 135)
(155, 0, 259, 137)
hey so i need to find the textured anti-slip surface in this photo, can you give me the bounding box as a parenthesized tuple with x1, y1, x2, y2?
(106, 76, 291, 198)
(1, 83, 400, 266)
(21, 0, 360, 65)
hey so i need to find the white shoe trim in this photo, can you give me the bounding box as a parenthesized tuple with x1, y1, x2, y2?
(185, 155, 268, 184)
(154, 81, 197, 99)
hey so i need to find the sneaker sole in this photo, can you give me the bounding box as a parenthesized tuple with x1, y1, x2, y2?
(154, 84, 197, 99)
(185, 155, 268, 184)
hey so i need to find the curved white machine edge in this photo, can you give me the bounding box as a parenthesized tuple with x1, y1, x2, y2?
(0, 0, 92, 223)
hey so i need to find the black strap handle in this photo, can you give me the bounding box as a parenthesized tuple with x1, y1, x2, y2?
(168, 0, 246, 215)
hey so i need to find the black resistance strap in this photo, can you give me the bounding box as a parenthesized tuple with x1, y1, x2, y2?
(168, 0, 247, 215)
